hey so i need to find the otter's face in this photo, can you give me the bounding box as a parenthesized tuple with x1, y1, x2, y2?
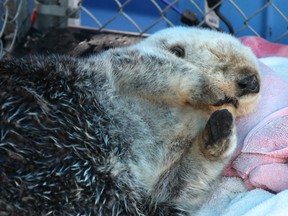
(143, 27, 261, 117)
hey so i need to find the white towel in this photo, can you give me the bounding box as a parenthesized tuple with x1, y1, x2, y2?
(197, 177, 288, 216)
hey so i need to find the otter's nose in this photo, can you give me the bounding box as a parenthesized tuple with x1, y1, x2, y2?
(238, 75, 259, 96)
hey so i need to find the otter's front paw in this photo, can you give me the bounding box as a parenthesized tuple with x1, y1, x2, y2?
(202, 109, 235, 160)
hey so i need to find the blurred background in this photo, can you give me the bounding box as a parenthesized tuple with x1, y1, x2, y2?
(1, 0, 288, 59)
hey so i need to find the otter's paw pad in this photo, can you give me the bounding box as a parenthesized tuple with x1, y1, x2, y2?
(203, 109, 234, 159)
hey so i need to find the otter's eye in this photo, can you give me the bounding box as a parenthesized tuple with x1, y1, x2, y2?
(170, 46, 185, 58)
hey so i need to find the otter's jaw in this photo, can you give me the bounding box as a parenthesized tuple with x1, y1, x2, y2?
(210, 93, 260, 118)
(235, 93, 261, 117)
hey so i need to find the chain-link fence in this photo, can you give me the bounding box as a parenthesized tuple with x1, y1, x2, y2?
(81, 0, 288, 42)
(1, 0, 288, 59)
(0, 0, 31, 58)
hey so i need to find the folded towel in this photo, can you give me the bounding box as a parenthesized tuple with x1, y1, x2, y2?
(234, 108, 288, 192)
(239, 36, 288, 58)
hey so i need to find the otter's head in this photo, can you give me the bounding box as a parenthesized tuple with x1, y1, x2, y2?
(140, 26, 260, 117)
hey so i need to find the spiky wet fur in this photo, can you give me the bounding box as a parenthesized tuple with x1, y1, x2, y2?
(0, 27, 260, 215)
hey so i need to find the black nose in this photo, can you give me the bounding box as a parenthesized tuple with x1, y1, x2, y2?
(238, 75, 259, 96)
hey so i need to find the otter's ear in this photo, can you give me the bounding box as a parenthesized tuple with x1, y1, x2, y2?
(169, 45, 185, 58)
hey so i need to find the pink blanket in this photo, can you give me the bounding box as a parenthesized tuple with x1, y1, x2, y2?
(223, 36, 288, 193)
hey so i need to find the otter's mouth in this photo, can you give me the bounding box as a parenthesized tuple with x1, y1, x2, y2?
(213, 96, 239, 108)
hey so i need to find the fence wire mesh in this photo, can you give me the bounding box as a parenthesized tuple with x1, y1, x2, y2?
(1, 0, 288, 59)
(0, 0, 30, 58)
(81, 0, 288, 42)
